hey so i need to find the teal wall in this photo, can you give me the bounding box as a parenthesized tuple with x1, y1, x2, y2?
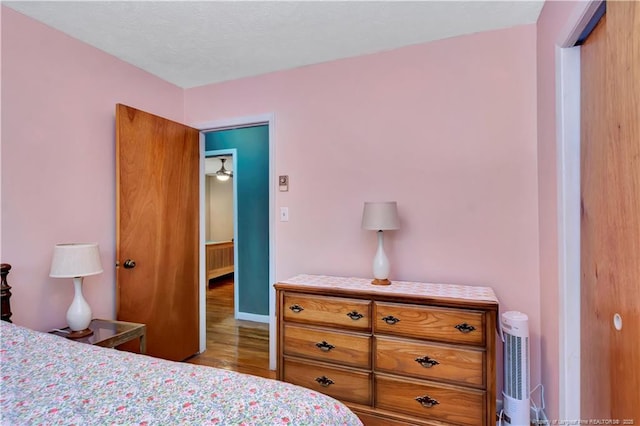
(205, 126, 269, 316)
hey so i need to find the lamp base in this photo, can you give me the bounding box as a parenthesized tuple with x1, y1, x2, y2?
(66, 328, 93, 339)
(371, 278, 391, 286)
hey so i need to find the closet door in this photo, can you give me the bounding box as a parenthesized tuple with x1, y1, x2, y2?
(580, 2, 640, 419)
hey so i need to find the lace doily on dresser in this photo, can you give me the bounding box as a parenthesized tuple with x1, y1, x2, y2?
(280, 274, 498, 303)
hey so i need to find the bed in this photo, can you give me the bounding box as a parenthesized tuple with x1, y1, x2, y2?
(0, 321, 362, 425)
(0, 265, 362, 425)
(206, 241, 234, 281)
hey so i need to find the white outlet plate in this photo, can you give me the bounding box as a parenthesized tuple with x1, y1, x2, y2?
(280, 207, 289, 222)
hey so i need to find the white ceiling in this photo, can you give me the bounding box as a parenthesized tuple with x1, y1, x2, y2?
(4, 1, 544, 89)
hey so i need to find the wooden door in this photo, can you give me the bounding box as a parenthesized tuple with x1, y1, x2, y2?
(116, 104, 200, 361)
(580, 1, 640, 419)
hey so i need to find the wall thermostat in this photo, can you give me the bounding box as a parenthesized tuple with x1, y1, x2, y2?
(279, 175, 289, 191)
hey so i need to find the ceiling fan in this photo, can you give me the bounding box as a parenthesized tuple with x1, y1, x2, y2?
(216, 158, 233, 181)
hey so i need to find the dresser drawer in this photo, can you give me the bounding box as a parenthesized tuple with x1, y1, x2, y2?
(375, 336, 484, 387)
(282, 358, 372, 406)
(374, 302, 485, 346)
(284, 323, 371, 368)
(283, 293, 371, 330)
(375, 374, 485, 426)
(350, 409, 430, 426)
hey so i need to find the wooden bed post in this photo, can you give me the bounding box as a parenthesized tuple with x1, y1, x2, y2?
(1, 263, 12, 323)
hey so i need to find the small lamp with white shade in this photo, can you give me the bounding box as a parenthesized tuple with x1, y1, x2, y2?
(49, 243, 103, 338)
(361, 201, 400, 285)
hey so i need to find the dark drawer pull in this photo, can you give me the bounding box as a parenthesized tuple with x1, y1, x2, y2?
(288, 304, 304, 313)
(382, 315, 400, 325)
(415, 395, 439, 408)
(346, 311, 363, 320)
(415, 356, 440, 368)
(315, 341, 335, 352)
(455, 322, 476, 333)
(315, 376, 334, 387)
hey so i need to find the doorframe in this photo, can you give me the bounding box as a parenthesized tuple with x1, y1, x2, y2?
(203, 149, 239, 317)
(555, 0, 602, 418)
(194, 113, 276, 370)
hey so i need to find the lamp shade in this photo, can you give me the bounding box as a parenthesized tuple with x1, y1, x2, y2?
(49, 243, 103, 278)
(362, 202, 400, 231)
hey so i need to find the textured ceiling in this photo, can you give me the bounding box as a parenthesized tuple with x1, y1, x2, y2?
(4, 1, 544, 89)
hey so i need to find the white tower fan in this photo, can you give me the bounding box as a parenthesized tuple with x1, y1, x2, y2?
(501, 311, 530, 425)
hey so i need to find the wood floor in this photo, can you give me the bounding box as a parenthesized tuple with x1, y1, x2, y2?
(185, 275, 275, 379)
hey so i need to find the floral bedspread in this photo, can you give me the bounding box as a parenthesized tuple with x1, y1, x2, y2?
(0, 321, 362, 425)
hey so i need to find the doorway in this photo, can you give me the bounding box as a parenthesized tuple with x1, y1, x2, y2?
(204, 152, 238, 315)
(197, 114, 276, 370)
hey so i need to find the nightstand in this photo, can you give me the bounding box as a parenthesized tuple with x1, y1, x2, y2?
(50, 318, 146, 353)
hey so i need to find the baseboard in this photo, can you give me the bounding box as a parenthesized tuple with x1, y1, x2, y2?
(236, 312, 269, 323)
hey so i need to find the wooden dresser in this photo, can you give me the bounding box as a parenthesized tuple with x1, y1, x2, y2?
(275, 274, 498, 426)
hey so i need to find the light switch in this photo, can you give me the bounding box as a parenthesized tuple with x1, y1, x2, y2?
(280, 207, 289, 222)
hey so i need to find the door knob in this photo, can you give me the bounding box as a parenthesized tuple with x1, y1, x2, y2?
(123, 259, 136, 269)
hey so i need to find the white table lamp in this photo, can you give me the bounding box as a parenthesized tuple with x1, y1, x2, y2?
(362, 202, 400, 285)
(50, 243, 103, 338)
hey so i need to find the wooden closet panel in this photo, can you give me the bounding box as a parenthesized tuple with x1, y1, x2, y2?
(580, 2, 640, 419)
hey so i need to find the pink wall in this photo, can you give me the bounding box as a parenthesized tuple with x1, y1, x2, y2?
(186, 24, 541, 386)
(536, 0, 583, 420)
(3, 5, 551, 403)
(1, 6, 4, 264)
(1, 7, 184, 330)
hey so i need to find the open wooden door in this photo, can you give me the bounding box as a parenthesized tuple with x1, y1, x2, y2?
(580, 1, 640, 419)
(116, 104, 200, 361)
